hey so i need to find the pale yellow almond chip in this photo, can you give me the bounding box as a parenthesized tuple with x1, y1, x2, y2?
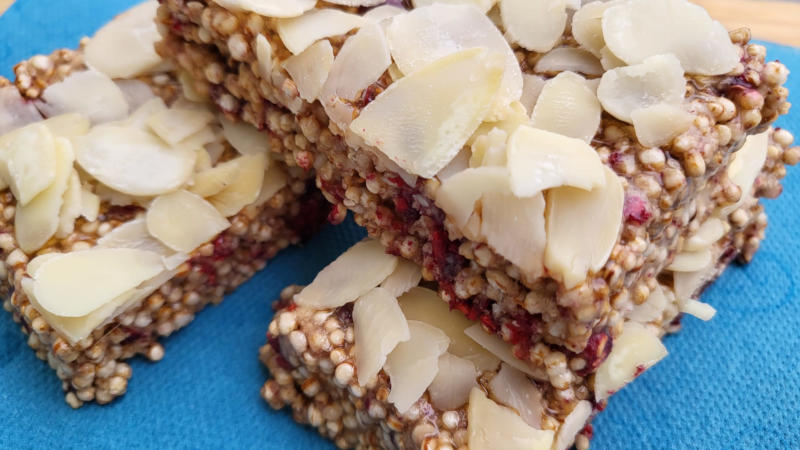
(282, 40, 335, 103)
(323, 0, 384, 6)
(253, 163, 289, 207)
(30, 248, 165, 317)
(364, 5, 406, 23)
(85, 0, 163, 78)
(468, 387, 555, 450)
(681, 298, 717, 321)
(0, 86, 41, 136)
(211, 0, 316, 18)
(599, 46, 627, 71)
(255, 34, 273, 77)
(533, 47, 604, 76)
(15, 138, 74, 254)
(571, 1, 618, 57)
(520, 74, 547, 116)
(531, 72, 602, 143)
(147, 190, 230, 253)
(75, 125, 196, 197)
(97, 218, 173, 257)
(469, 128, 509, 168)
(595, 321, 668, 401)
(219, 116, 270, 156)
(351, 48, 503, 178)
(277, 8, 367, 54)
(667, 248, 713, 272)
(500, 0, 567, 53)
(545, 166, 624, 289)
(554, 400, 593, 450)
(294, 239, 399, 309)
(189, 158, 243, 198)
(353, 287, 411, 386)
(506, 126, 605, 198)
(602, 0, 739, 75)
(147, 108, 214, 146)
(724, 131, 770, 213)
(0, 123, 57, 205)
(0, 112, 92, 146)
(465, 324, 546, 379)
(412, 0, 497, 12)
(631, 103, 694, 148)
(673, 266, 714, 303)
(56, 170, 82, 239)
(429, 353, 478, 410)
(385, 320, 449, 413)
(481, 192, 546, 280)
(685, 217, 727, 252)
(435, 166, 512, 230)
(79, 186, 100, 222)
(399, 287, 500, 372)
(41, 70, 129, 124)
(208, 153, 267, 216)
(179, 127, 218, 153)
(488, 363, 545, 428)
(121, 97, 168, 130)
(380, 258, 423, 298)
(628, 284, 669, 324)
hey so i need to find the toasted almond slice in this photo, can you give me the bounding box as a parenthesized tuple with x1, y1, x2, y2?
(85, 1, 163, 78)
(725, 131, 770, 213)
(631, 103, 694, 148)
(500, 0, 567, 53)
(380, 259, 423, 298)
(322, 0, 384, 7)
(488, 363, 545, 428)
(363, 5, 406, 23)
(0, 123, 57, 205)
(207, 153, 267, 216)
(534, 47, 604, 76)
(80, 185, 100, 222)
(75, 125, 196, 197)
(531, 72, 602, 143)
(0, 86, 42, 135)
(353, 287, 411, 386)
(386, 4, 522, 116)
(507, 126, 605, 197)
(147, 108, 214, 146)
(41, 70, 129, 124)
(435, 166, 512, 230)
(189, 158, 243, 198)
(469, 128, 509, 168)
(545, 166, 624, 289)
(595, 321, 667, 401)
(15, 138, 74, 253)
(179, 127, 218, 153)
(295, 239, 399, 309)
(56, 170, 82, 239)
(385, 320, 450, 413)
(667, 248, 713, 272)
(219, 116, 270, 156)
(673, 266, 713, 302)
(412, 0, 497, 12)
(253, 164, 289, 207)
(681, 298, 717, 321)
(36, 113, 91, 141)
(628, 284, 669, 324)
(685, 217, 727, 252)
(255, 34, 273, 77)
(571, 1, 617, 56)
(468, 387, 555, 450)
(520, 74, 547, 116)
(121, 97, 168, 130)
(212, 0, 316, 18)
(481, 192, 546, 279)
(465, 324, 546, 379)
(97, 218, 173, 256)
(283, 40, 335, 102)
(147, 190, 230, 253)
(178, 71, 207, 103)
(554, 400, 593, 450)
(351, 48, 502, 178)
(429, 353, 478, 410)
(603, 0, 739, 75)
(116, 79, 157, 113)
(399, 287, 500, 372)
(597, 54, 686, 124)
(321, 23, 392, 128)
(30, 248, 164, 317)
(276, 9, 367, 55)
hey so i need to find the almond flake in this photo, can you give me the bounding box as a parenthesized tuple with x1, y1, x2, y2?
(520, 74, 547, 115)
(97, 218, 173, 257)
(189, 158, 243, 198)
(507, 126, 606, 197)
(488, 363, 545, 428)
(631, 103, 694, 148)
(554, 400, 593, 450)
(468, 388, 555, 450)
(41, 70, 129, 124)
(56, 170, 82, 239)
(571, 1, 618, 57)
(380, 259, 423, 298)
(364, 5, 406, 23)
(385, 320, 449, 413)
(500, 0, 567, 53)
(121, 97, 168, 130)
(673, 266, 713, 302)
(481, 192, 546, 280)
(352, 48, 503, 178)
(435, 166, 512, 230)
(531, 71, 601, 143)
(0, 86, 42, 135)
(533, 47, 603, 76)
(465, 324, 546, 379)
(219, 116, 270, 155)
(0, 123, 57, 205)
(353, 287, 411, 386)
(602, 0, 739, 75)
(594, 321, 667, 401)
(667, 248, 713, 272)
(294, 239, 399, 309)
(253, 164, 289, 207)
(148, 108, 215, 146)
(255, 34, 273, 77)
(322, 0, 384, 7)
(207, 153, 267, 216)
(680, 298, 716, 321)
(628, 284, 669, 323)
(724, 131, 770, 213)
(597, 54, 686, 124)
(429, 353, 478, 410)
(276, 9, 367, 55)
(80, 185, 100, 222)
(283, 40, 335, 102)
(469, 128, 509, 168)
(147, 190, 230, 253)
(685, 217, 727, 252)
(545, 166, 624, 289)
(212, 0, 316, 18)
(412, 0, 497, 12)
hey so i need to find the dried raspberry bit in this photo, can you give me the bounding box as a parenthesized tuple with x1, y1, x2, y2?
(327, 203, 347, 225)
(290, 188, 331, 242)
(581, 423, 595, 440)
(577, 329, 613, 376)
(212, 234, 236, 260)
(335, 303, 354, 328)
(100, 204, 143, 222)
(634, 364, 647, 377)
(623, 193, 652, 225)
(393, 195, 420, 225)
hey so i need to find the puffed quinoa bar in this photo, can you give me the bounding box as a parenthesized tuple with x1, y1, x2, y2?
(155, 0, 797, 365)
(1, 29, 329, 407)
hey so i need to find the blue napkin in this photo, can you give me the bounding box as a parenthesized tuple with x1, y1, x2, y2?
(0, 1, 797, 448)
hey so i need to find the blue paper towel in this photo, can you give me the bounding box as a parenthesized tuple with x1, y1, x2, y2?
(0, 1, 797, 449)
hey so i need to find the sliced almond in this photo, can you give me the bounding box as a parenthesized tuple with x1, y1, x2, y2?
(41, 70, 129, 124)
(545, 166, 624, 289)
(554, 400, 593, 450)
(628, 284, 669, 324)
(520, 74, 547, 116)
(724, 131, 770, 213)
(212, 0, 316, 18)
(364, 5, 406, 23)
(147, 190, 230, 253)
(207, 153, 267, 216)
(631, 103, 694, 148)
(0, 86, 42, 135)
(353, 287, 411, 386)
(469, 128, 509, 169)
(56, 170, 82, 239)
(276, 9, 367, 55)
(597, 54, 686, 124)
(673, 266, 714, 302)
(147, 108, 214, 146)
(294, 239, 399, 309)
(386, 4, 522, 116)
(80, 185, 100, 222)
(481, 192, 546, 280)
(412, 0, 497, 12)
(571, 1, 617, 57)
(468, 387, 555, 450)
(465, 324, 546, 379)
(75, 125, 196, 197)
(253, 163, 289, 207)
(488, 363, 545, 428)
(0, 123, 57, 205)
(180, 126, 218, 152)
(507, 126, 606, 197)
(531, 72, 601, 143)
(599, 46, 627, 71)
(594, 321, 667, 401)
(500, 0, 567, 53)
(283, 39, 335, 102)
(121, 97, 168, 130)
(602, 0, 739, 75)
(85, 1, 163, 78)
(667, 248, 713, 272)
(385, 320, 450, 413)
(29, 248, 164, 317)
(429, 353, 478, 410)
(436, 147, 472, 182)
(15, 138, 74, 253)
(255, 34, 273, 77)
(97, 217, 173, 257)
(219, 116, 270, 156)
(399, 287, 500, 372)
(380, 259, 423, 298)
(189, 158, 243, 198)
(322, 0, 384, 7)
(685, 217, 727, 252)
(435, 166, 512, 230)
(533, 47, 603, 76)
(680, 298, 716, 321)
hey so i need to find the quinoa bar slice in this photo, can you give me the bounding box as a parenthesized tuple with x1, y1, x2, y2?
(258, 182, 770, 450)
(0, 3, 328, 407)
(155, 0, 797, 359)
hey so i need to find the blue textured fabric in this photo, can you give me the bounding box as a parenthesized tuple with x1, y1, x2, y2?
(0, 1, 797, 448)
